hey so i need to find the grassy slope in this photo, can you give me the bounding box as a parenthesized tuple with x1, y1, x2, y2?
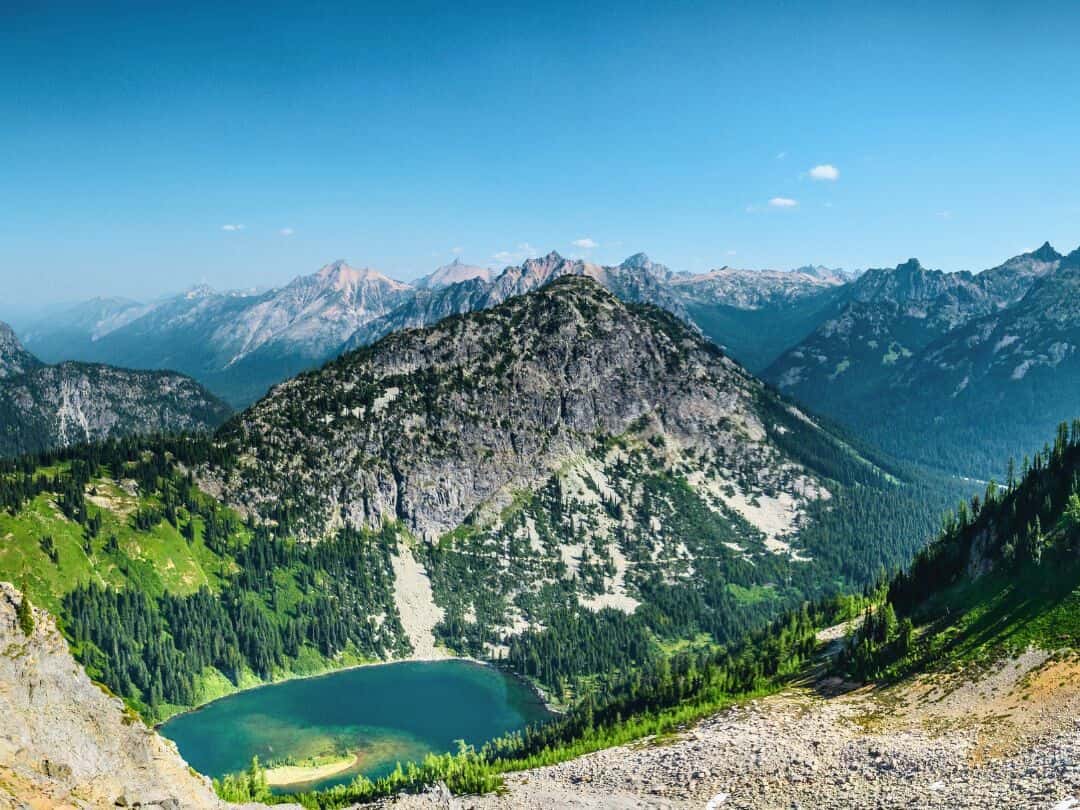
(0, 465, 378, 721)
(0, 476, 235, 614)
(909, 545, 1080, 671)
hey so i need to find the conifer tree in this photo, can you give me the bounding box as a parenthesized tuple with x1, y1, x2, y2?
(16, 584, 34, 638)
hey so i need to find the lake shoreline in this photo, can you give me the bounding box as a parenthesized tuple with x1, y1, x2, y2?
(154, 652, 558, 729)
(157, 658, 555, 794)
(264, 753, 360, 788)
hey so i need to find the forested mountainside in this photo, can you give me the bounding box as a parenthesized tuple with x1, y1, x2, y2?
(0, 323, 230, 458)
(0, 278, 957, 725)
(840, 420, 1080, 681)
(766, 243, 1070, 477)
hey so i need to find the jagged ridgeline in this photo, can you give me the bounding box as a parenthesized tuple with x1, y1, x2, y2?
(1, 277, 955, 719)
(841, 421, 1080, 680)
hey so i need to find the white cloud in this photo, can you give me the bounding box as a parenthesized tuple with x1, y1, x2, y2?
(517, 242, 539, 257)
(768, 197, 799, 208)
(571, 237, 598, 249)
(279, 227, 295, 236)
(937, 210, 953, 220)
(808, 164, 839, 181)
(221, 224, 245, 231)
(776, 151, 787, 160)
(726, 249, 737, 256)
(451, 246, 464, 255)
(492, 250, 513, 261)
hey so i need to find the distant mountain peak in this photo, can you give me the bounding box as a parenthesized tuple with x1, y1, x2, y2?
(791, 264, 851, 283)
(418, 258, 491, 290)
(1028, 241, 1062, 262)
(619, 252, 672, 281)
(0, 321, 43, 380)
(312, 260, 410, 292)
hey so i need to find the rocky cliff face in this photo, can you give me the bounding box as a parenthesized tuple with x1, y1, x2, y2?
(215, 276, 831, 545)
(0, 361, 231, 458)
(0, 582, 228, 809)
(0, 323, 42, 381)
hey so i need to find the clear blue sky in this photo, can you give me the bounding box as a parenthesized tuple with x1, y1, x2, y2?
(3, 0, 1080, 306)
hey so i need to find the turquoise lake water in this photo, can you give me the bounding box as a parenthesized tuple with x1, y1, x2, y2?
(159, 659, 550, 793)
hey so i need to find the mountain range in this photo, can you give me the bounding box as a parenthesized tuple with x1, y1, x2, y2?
(14, 241, 1080, 479)
(0, 322, 229, 457)
(0, 278, 950, 719)
(764, 242, 1073, 476)
(0, 269, 1071, 810)
(14, 252, 832, 407)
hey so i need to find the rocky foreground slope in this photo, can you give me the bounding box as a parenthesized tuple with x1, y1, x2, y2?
(384, 646, 1080, 810)
(0, 583, 231, 809)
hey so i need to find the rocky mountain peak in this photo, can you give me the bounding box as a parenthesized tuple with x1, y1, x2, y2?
(217, 274, 813, 542)
(0, 321, 42, 380)
(793, 264, 847, 282)
(620, 252, 672, 280)
(1028, 241, 1062, 263)
(182, 283, 217, 300)
(312, 260, 410, 293)
(418, 258, 491, 290)
(519, 250, 566, 273)
(1059, 245, 1080, 269)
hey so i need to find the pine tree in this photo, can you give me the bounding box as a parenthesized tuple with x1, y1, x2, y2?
(16, 586, 34, 638)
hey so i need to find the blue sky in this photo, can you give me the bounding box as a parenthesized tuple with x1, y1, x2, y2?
(3, 0, 1080, 306)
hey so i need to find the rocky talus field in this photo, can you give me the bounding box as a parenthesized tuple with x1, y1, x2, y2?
(384, 642, 1080, 810)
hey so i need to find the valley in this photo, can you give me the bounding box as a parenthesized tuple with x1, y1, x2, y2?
(5, 6, 1080, 807)
(159, 659, 549, 794)
(3, 255, 1080, 809)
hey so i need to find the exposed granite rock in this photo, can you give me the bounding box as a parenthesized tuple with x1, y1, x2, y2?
(0, 361, 231, 458)
(0, 323, 43, 380)
(0, 582, 235, 809)
(214, 276, 834, 543)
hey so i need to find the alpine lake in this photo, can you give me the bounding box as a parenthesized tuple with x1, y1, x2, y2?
(159, 659, 550, 793)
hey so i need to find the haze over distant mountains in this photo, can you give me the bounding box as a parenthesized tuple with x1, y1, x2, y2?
(16, 241, 1080, 478)
(18, 251, 799, 406)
